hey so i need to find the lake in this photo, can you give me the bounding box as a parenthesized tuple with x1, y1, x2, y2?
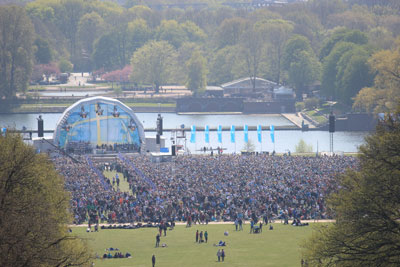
(0, 112, 368, 153)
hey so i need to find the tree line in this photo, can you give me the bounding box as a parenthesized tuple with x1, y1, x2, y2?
(1, 0, 400, 111)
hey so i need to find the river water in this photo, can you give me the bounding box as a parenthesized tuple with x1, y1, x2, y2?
(0, 112, 368, 153)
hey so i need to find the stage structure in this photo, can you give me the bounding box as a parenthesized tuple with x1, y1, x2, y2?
(53, 96, 145, 154)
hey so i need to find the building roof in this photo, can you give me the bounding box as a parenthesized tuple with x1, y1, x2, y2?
(221, 77, 277, 89)
(53, 96, 145, 148)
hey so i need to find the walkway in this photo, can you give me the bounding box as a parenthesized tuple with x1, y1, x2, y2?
(282, 113, 316, 129)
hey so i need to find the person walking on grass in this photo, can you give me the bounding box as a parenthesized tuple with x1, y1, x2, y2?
(205, 231, 208, 243)
(155, 234, 160, 247)
(217, 249, 221, 262)
(196, 230, 199, 243)
(221, 249, 225, 262)
(152, 254, 156, 267)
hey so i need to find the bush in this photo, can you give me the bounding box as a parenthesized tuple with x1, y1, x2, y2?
(304, 98, 320, 110)
(58, 58, 73, 73)
(296, 102, 305, 111)
(295, 139, 313, 153)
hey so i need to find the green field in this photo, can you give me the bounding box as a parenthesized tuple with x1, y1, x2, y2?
(75, 223, 315, 267)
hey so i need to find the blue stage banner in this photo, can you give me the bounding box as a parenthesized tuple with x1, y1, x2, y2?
(270, 125, 275, 143)
(190, 125, 196, 143)
(244, 124, 248, 143)
(205, 125, 209, 143)
(257, 125, 262, 143)
(231, 125, 235, 143)
(217, 125, 222, 143)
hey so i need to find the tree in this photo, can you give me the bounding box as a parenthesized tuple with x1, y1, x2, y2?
(319, 28, 368, 61)
(283, 35, 320, 100)
(208, 46, 238, 85)
(128, 5, 160, 28)
(295, 139, 313, 153)
(367, 27, 395, 50)
(131, 40, 177, 93)
(321, 42, 357, 99)
(335, 46, 374, 104)
(127, 19, 152, 54)
(92, 32, 121, 71)
(181, 21, 207, 44)
(0, 133, 92, 266)
(353, 40, 400, 113)
(186, 50, 207, 95)
(0, 5, 34, 100)
(307, 0, 346, 26)
(327, 5, 375, 32)
(32, 63, 60, 83)
(215, 17, 248, 49)
(58, 58, 73, 73)
(102, 65, 132, 83)
(242, 139, 255, 152)
(58, 0, 85, 66)
(34, 37, 52, 64)
(288, 51, 321, 100)
(156, 20, 187, 48)
(77, 12, 105, 57)
(257, 19, 293, 84)
(238, 26, 265, 91)
(302, 107, 400, 266)
(283, 11, 322, 47)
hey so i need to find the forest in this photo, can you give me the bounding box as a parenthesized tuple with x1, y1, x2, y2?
(1, 0, 400, 113)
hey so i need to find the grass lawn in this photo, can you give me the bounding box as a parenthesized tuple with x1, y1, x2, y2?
(103, 171, 131, 194)
(304, 110, 328, 125)
(75, 223, 316, 267)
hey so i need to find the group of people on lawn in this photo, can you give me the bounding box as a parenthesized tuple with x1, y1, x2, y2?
(53, 153, 358, 227)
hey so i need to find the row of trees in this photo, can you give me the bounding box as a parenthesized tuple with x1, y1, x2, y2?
(1, 0, 400, 111)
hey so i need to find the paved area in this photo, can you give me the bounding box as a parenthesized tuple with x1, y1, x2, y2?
(282, 113, 316, 129)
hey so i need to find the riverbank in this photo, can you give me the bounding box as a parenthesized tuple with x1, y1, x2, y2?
(4, 105, 176, 114)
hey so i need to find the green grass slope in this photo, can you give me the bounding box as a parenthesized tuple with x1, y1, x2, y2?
(76, 223, 314, 267)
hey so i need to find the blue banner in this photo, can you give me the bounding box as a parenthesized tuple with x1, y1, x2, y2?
(270, 125, 275, 143)
(190, 125, 196, 143)
(257, 125, 262, 143)
(217, 125, 222, 143)
(244, 124, 248, 143)
(231, 125, 235, 143)
(205, 125, 209, 143)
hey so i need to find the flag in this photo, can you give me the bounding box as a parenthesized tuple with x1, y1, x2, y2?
(217, 125, 222, 143)
(257, 125, 262, 143)
(244, 124, 248, 143)
(270, 125, 275, 143)
(190, 125, 196, 143)
(205, 125, 209, 143)
(231, 125, 235, 143)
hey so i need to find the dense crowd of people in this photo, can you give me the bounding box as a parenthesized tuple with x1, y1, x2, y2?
(52, 153, 359, 224)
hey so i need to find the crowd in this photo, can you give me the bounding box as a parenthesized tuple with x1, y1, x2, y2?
(51, 153, 359, 224)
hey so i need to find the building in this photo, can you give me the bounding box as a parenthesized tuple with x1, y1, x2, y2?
(273, 86, 295, 100)
(221, 77, 277, 97)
